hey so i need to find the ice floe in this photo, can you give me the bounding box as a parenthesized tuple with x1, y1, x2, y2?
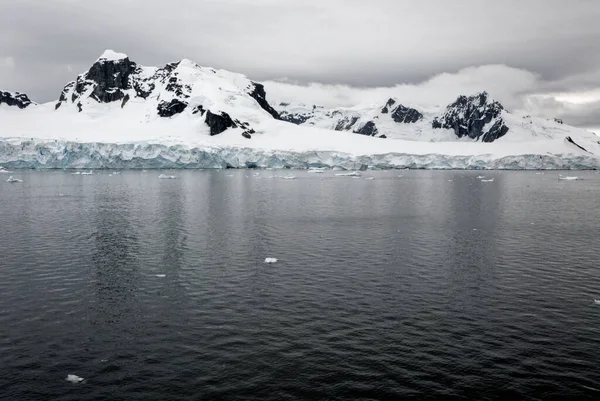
(6, 176, 22, 183)
(66, 374, 84, 383)
(335, 172, 362, 177)
(264, 258, 278, 264)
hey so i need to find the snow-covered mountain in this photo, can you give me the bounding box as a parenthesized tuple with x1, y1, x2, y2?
(0, 50, 599, 169)
(1, 91, 35, 109)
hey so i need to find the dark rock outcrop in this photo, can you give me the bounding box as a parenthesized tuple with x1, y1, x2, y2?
(390, 104, 423, 123)
(381, 98, 396, 114)
(249, 82, 280, 119)
(192, 105, 206, 116)
(335, 116, 359, 131)
(281, 112, 311, 125)
(554, 118, 564, 124)
(121, 93, 130, 108)
(433, 92, 509, 142)
(566, 136, 589, 153)
(0, 91, 34, 109)
(56, 55, 138, 109)
(205, 110, 237, 136)
(355, 121, 378, 136)
(157, 99, 188, 117)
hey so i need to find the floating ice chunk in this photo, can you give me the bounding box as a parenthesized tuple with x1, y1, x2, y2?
(364, 177, 375, 180)
(112, 172, 121, 175)
(0, 169, 13, 174)
(595, 299, 600, 304)
(80, 170, 94, 175)
(141, 170, 148, 173)
(477, 175, 486, 179)
(155, 274, 166, 278)
(397, 175, 404, 178)
(335, 172, 361, 177)
(481, 179, 495, 182)
(264, 258, 278, 264)
(6, 176, 22, 183)
(559, 176, 580, 181)
(158, 174, 177, 179)
(308, 170, 325, 174)
(66, 374, 84, 383)
(280, 176, 296, 180)
(71, 171, 81, 175)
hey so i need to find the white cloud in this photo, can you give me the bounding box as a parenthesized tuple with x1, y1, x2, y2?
(264, 65, 540, 110)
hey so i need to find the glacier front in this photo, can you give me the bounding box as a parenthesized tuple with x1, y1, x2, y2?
(1, 139, 598, 170)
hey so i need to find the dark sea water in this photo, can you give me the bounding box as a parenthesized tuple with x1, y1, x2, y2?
(1, 170, 600, 400)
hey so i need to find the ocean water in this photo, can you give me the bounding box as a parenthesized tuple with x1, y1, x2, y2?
(1, 170, 600, 400)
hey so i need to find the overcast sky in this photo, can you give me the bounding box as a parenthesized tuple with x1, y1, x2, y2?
(1, 0, 600, 131)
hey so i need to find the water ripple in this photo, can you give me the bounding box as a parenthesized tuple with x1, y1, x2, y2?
(1, 170, 600, 400)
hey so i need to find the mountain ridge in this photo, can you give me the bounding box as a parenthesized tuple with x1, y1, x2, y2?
(1, 50, 599, 169)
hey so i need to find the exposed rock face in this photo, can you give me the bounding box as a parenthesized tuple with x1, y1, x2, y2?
(85, 57, 137, 102)
(381, 98, 396, 114)
(0, 91, 34, 109)
(249, 82, 280, 119)
(566, 136, 589, 152)
(57, 54, 138, 109)
(157, 99, 188, 117)
(433, 92, 509, 142)
(355, 121, 378, 136)
(334, 116, 359, 131)
(205, 110, 237, 136)
(554, 118, 564, 124)
(390, 104, 423, 123)
(279, 104, 321, 125)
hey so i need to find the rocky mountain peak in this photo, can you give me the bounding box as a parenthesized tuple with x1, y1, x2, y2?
(0, 91, 35, 109)
(432, 91, 509, 142)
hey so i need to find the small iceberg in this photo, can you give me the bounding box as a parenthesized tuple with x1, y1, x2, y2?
(307, 170, 325, 174)
(481, 178, 495, 182)
(335, 171, 361, 177)
(6, 176, 22, 183)
(80, 170, 94, 175)
(0, 168, 13, 174)
(477, 175, 486, 179)
(364, 177, 375, 180)
(112, 172, 121, 175)
(264, 258, 278, 264)
(155, 274, 166, 278)
(594, 300, 600, 305)
(71, 171, 81, 175)
(559, 176, 580, 181)
(159, 174, 177, 179)
(280, 176, 296, 180)
(66, 374, 84, 383)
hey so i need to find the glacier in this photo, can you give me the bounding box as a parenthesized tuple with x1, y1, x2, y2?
(0, 139, 598, 170)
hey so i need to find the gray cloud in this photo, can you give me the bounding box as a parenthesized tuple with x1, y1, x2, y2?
(1, 0, 599, 128)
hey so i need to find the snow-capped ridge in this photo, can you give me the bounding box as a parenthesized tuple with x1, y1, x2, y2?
(51, 50, 282, 139)
(97, 49, 128, 62)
